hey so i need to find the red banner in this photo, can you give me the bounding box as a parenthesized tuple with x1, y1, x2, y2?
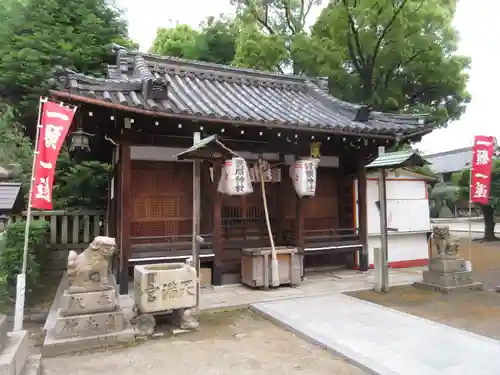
(31, 100, 76, 210)
(470, 135, 495, 205)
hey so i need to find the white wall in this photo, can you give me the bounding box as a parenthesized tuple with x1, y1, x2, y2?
(355, 169, 431, 266)
(367, 233, 429, 267)
(130, 145, 340, 167)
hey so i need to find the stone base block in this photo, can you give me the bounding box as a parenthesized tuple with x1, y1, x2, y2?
(0, 330, 29, 375)
(59, 289, 117, 316)
(42, 325, 136, 357)
(428, 258, 467, 273)
(19, 355, 41, 375)
(52, 309, 126, 339)
(414, 281, 484, 294)
(0, 314, 8, 350)
(421, 270, 475, 287)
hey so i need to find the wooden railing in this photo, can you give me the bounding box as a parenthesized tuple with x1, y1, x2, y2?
(7, 210, 106, 249)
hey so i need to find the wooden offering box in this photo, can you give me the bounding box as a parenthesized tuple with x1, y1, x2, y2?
(241, 246, 302, 289)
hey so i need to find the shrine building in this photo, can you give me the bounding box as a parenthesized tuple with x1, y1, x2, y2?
(49, 45, 433, 294)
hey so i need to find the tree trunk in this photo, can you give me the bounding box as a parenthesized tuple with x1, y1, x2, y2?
(481, 205, 498, 241)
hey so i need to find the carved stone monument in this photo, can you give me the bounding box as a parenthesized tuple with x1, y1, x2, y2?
(414, 226, 484, 293)
(134, 260, 199, 331)
(42, 236, 135, 356)
(0, 313, 41, 374)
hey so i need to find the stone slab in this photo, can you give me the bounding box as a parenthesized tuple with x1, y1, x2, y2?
(0, 331, 29, 375)
(19, 355, 40, 375)
(252, 293, 500, 375)
(413, 281, 484, 293)
(0, 315, 8, 350)
(59, 289, 117, 316)
(421, 270, 476, 287)
(42, 324, 135, 357)
(52, 309, 126, 339)
(428, 258, 466, 273)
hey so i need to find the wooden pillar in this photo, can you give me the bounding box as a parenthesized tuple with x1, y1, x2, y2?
(357, 154, 369, 271)
(294, 155, 305, 278)
(118, 140, 131, 295)
(212, 163, 223, 285)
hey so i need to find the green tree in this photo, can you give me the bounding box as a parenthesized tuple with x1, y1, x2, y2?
(151, 24, 200, 58)
(0, 0, 137, 122)
(305, 0, 470, 126)
(458, 161, 500, 241)
(231, 0, 322, 73)
(0, 104, 32, 187)
(150, 17, 237, 65)
(52, 149, 111, 210)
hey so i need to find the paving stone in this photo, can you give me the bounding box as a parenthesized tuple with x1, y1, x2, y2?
(252, 293, 500, 375)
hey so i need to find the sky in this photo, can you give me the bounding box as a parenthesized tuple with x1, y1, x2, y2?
(117, 0, 496, 155)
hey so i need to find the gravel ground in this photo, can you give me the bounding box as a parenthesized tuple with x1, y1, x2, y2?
(348, 239, 500, 340)
(40, 310, 367, 375)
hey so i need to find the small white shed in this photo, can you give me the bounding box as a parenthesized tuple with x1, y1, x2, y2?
(355, 168, 434, 268)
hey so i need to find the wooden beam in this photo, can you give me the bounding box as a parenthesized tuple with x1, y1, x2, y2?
(119, 141, 132, 294)
(357, 153, 369, 271)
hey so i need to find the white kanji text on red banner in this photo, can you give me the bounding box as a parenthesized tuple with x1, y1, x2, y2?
(31, 101, 76, 210)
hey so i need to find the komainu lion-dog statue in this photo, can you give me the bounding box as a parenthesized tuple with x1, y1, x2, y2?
(66, 236, 116, 293)
(432, 226, 459, 257)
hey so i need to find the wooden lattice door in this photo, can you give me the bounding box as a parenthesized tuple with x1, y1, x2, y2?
(130, 161, 193, 244)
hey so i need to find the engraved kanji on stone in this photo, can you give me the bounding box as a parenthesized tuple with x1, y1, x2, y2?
(62, 319, 78, 333)
(69, 296, 84, 309)
(146, 283, 160, 302)
(86, 317, 99, 330)
(44, 124, 64, 150)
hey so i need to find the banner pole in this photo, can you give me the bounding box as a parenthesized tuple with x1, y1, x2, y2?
(468, 166, 472, 266)
(13, 97, 45, 331)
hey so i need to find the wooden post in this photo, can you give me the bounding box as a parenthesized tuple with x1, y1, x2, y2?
(212, 163, 223, 285)
(376, 146, 389, 292)
(294, 156, 305, 277)
(377, 167, 390, 292)
(357, 154, 369, 271)
(192, 133, 201, 310)
(119, 140, 131, 295)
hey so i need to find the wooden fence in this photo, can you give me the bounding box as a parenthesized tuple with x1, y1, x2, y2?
(1, 210, 106, 270)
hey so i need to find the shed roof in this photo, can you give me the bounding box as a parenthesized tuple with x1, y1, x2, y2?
(365, 150, 428, 170)
(0, 182, 24, 213)
(425, 147, 472, 174)
(50, 46, 432, 139)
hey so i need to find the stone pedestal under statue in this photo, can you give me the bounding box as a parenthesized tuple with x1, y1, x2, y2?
(42, 236, 135, 356)
(414, 226, 483, 293)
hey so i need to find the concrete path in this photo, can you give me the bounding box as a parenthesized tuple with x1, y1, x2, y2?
(252, 293, 500, 375)
(198, 268, 422, 311)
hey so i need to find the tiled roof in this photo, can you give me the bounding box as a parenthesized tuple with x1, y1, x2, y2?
(51, 46, 432, 137)
(365, 150, 428, 169)
(425, 147, 472, 174)
(0, 182, 23, 213)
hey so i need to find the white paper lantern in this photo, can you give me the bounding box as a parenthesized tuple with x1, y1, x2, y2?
(218, 157, 253, 195)
(290, 158, 319, 197)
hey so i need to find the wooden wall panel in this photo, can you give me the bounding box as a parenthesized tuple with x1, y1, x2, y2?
(130, 161, 194, 241)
